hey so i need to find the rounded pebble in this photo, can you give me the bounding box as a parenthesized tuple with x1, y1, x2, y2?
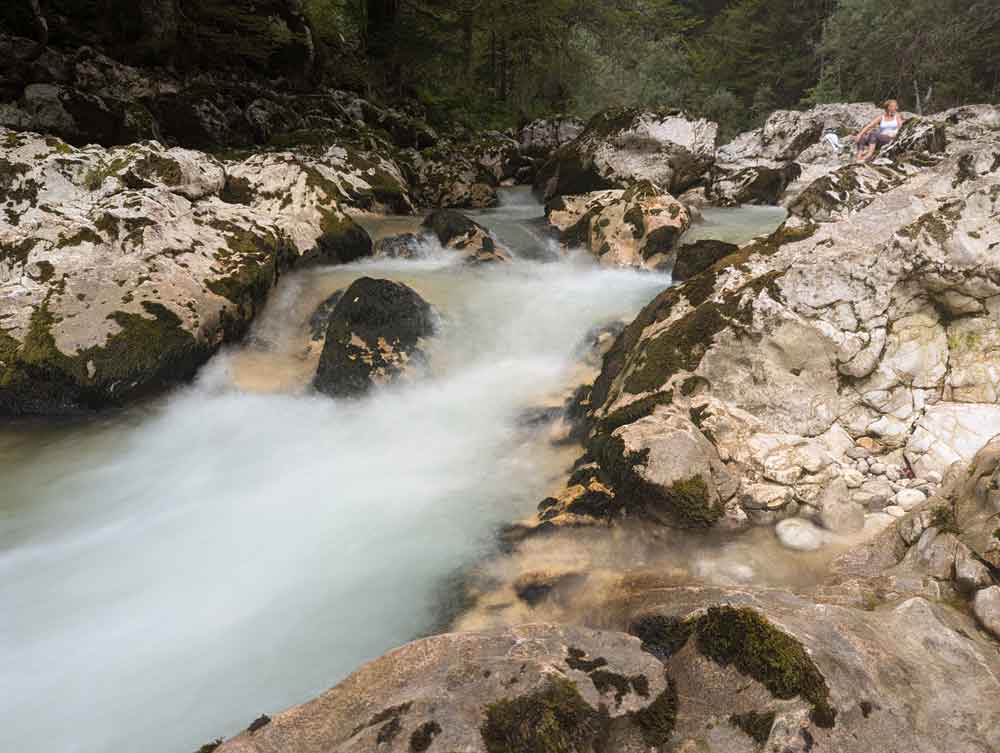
(775, 518, 825, 551)
(884, 505, 906, 518)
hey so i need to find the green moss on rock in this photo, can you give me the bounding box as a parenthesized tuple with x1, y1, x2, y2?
(481, 678, 610, 753)
(695, 606, 835, 727)
(409, 721, 441, 752)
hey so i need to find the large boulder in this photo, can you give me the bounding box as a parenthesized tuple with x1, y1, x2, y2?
(535, 108, 718, 202)
(399, 142, 499, 209)
(420, 210, 512, 264)
(519, 115, 585, 157)
(0, 128, 379, 415)
(525, 105, 1000, 532)
(214, 624, 676, 753)
(545, 182, 691, 270)
(718, 103, 883, 164)
(313, 277, 435, 399)
(707, 162, 802, 206)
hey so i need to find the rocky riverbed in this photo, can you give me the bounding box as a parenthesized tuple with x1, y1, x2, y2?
(2, 28, 1000, 753)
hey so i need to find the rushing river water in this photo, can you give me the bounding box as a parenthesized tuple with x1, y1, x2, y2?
(0, 189, 785, 753)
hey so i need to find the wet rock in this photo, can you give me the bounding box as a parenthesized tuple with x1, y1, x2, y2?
(545, 182, 691, 269)
(420, 210, 511, 264)
(313, 277, 435, 399)
(374, 233, 425, 260)
(775, 518, 825, 551)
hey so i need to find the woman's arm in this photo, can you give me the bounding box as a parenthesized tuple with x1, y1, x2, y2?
(857, 116, 880, 137)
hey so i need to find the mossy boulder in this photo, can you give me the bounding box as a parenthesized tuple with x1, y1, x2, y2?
(211, 624, 673, 753)
(545, 182, 691, 270)
(671, 240, 738, 281)
(313, 277, 435, 399)
(534, 107, 718, 202)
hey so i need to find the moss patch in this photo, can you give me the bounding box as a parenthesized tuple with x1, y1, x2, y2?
(630, 607, 835, 729)
(930, 504, 960, 534)
(590, 433, 721, 528)
(695, 607, 835, 727)
(481, 678, 610, 753)
(409, 721, 441, 752)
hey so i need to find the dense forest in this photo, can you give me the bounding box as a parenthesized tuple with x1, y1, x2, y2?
(4, 0, 1000, 138)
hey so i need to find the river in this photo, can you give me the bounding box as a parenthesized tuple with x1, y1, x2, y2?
(0, 189, 785, 753)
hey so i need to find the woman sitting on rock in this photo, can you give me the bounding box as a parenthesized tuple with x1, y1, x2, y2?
(854, 100, 904, 162)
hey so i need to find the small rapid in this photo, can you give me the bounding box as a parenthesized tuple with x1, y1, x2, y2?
(0, 189, 785, 753)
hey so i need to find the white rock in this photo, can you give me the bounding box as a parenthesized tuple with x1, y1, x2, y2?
(870, 462, 887, 475)
(775, 518, 826, 551)
(926, 470, 943, 484)
(895, 489, 927, 511)
(884, 505, 906, 518)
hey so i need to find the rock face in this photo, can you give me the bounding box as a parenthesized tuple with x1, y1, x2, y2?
(0, 127, 380, 415)
(671, 240, 738, 282)
(214, 624, 676, 753)
(527, 104, 1000, 533)
(313, 277, 435, 399)
(213, 536, 1000, 753)
(420, 210, 512, 264)
(546, 182, 691, 270)
(535, 108, 718, 202)
(519, 115, 585, 157)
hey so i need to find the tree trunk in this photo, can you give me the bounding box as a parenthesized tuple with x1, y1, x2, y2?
(28, 0, 49, 61)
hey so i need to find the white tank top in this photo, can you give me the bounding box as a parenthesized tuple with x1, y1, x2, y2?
(879, 115, 899, 134)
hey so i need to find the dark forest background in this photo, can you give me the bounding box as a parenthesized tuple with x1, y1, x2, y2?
(4, 0, 1000, 139)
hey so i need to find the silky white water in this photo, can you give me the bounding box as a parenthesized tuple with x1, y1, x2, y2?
(0, 190, 784, 753)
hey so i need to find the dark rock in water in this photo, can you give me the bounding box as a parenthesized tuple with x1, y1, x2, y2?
(308, 290, 345, 341)
(420, 210, 512, 264)
(422, 210, 491, 248)
(375, 233, 425, 260)
(671, 240, 738, 281)
(313, 277, 435, 398)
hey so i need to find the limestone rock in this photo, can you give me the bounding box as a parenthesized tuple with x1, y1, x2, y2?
(214, 624, 675, 753)
(313, 277, 435, 399)
(546, 182, 691, 269)
(671, 240, 737, 282)
(519, 116, 585, 157)
(973, 586, 1000, 639)
(535, 107, 718, 201)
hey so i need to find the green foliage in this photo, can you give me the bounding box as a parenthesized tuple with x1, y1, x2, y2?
(930, 504, 961, 535)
